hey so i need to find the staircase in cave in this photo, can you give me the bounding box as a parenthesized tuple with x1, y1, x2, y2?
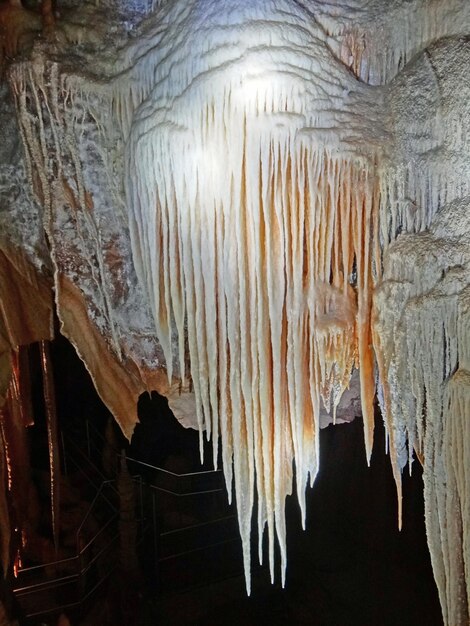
(77, 415, 247, 592)
(12, 428, 121, 623)
(12, 415, 244, 622)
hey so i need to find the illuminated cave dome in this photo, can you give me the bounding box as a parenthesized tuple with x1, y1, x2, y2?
(0, 0, 469, 624)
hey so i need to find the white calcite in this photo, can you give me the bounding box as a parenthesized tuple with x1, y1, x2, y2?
(0, 0, 469, 621)
(122, 0, 385, 591)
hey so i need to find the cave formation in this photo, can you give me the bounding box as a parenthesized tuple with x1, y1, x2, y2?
(0, 0, 469, 624)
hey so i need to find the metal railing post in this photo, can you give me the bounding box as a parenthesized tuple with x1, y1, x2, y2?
(152, 489, 159, 588)
(139, 476, 144, 524)
(60, 430, 68, 476)
(85, 420, 91, 458)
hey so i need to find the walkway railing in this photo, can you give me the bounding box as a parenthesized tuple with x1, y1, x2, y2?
(13, 479, 120, 620)
(14, 418, 241, 620)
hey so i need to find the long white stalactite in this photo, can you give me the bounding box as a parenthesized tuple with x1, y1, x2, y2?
(120, 0, 470, 609)
(373, 194, 470, 625)
(124, 0, 379, 592)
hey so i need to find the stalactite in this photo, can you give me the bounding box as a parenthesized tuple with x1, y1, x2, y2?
(0, 355, 36, 564)
(8, 55, 172, 440)
(373, 192, 470, 624)
(122, 1, 382, 588)
(5, 3, 382, 590)
(129, 141, 379, 591)
(0, 433, 10, 579)
(0, 349, 37, 575)
(39, 340, 60, 555)
(9, 349, 34, 430)
(119, 2, 470, 607)
(334, 0, 470, 85)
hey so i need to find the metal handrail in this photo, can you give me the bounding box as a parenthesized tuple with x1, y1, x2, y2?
(76, 479, 117, 541)
(17, 454, 231, 580)
(78, 514, 118, 556)
(23, 600, 80, 620)
(15, 462, 225, 587)
(159, 514, 236, 537)
(149, 483, 225, 497)
(80, 532, 119, 576)
(158, 537, 239, 563)
(13, 520, 120, 619)
(14, 419, 238, 619)
(69, 420, 226, 494)
(14, 555, 78, 576)
(124, 454, 223, 477)
(84, 418, 112, 450)
(63, 432, 115, 490)
(14, 468, 121, 620)
(13, 572, 79, 595)
(83, 417, 222, 477)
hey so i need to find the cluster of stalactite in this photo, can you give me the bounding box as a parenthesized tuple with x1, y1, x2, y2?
(118, 0, 470, 612)
(373, 196, 470, 625)
(118, 0, 385, 591)
(0, 1, 469, 624)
